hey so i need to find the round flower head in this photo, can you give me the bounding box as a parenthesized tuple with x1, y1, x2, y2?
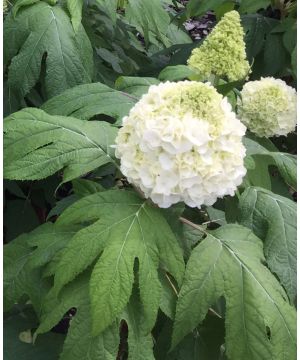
(115, 81, 247, 208)
(238, 77, 297, 137)
(187, 11, 250, 82)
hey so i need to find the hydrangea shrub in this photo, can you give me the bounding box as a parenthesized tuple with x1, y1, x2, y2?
(3, 3, 297, 360)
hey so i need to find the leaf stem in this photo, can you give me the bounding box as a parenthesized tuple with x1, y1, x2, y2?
(179, 216, 208, 234)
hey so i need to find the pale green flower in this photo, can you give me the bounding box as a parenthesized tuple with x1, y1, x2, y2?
(115, 81, 246, 208)
(187, 10, 250, 81)
(238, 77, 297, 137)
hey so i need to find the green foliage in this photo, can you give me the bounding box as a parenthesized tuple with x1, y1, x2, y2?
(238, 187, 296, 302)
(66, 0, 84, 31)
(239, 0, 270, 14)
(4, 108, 117, 182)
(244, 135, 297, 189)
(241, 14, 294, 79)
(3, 1, 297, 359)
(4, 2, 93, 108)
(185, 0, 234, 18)
(41, 82, 138, 123)
(173, 225, 296, 359)
(115, 76, 160, 97)
(54, 190, 184, 334)
(158, 65, 198, 81)
(125, 0, 170, 47)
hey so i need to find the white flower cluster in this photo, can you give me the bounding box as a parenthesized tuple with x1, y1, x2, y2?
(238, 77, 297, 137)
(115, 81, 247, 208)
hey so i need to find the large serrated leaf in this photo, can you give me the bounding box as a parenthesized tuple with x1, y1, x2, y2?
(241, 14, 278, 60)
(59, 294, 119, 360)
(238, 187, 296, 303)
(123, 288, 155, 360)
(53, 190, 184, 335)
(4, 234, 49, 315)
(244, 135, 297, 189)
(115, 76, 159, 97)
(4, 2, 93, 100)
(125, 0, 170, 47)
(25, 222, 81, 269)
(35, 272, 120, 360)
(173, 224, 296, 360)
(239, 0, 270, 14)
(4, 108, 117, 182)
(186, 0, 228, 18)
(66, 0, 83, 32)
(41, 82, 137, 123)
(158, 65, 198, 82)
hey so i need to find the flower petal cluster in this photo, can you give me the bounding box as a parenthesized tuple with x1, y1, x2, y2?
(238, 77, 297, 137)
(115, 81, 247, 208)
(187, 11, 250, 82)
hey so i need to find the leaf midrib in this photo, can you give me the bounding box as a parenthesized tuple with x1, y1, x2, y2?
(216, 236, 294, 342)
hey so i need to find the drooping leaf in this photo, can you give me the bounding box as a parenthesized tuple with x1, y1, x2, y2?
(4, 234, 50, 315)
(173, 224, 296, 360)
(263, 33, 289, 76)
(244, 135, 297, 189)
(72, 179, 105, 197)
(241, 14, 278, 60)
(41, 82, 138, 123)
(12, 0, 40, 17)
(115, 76, 160, 97)
(243, 155, 272, 190)
(239, 0, 270, 14)
(53, 190, 184, 335)
(125, 0, 170, 47)
(66, 0, 83, 32)
(186, 0, 230, 18)
(4, 108, 118, 183)
(238, 187, 296, 302)
(95, 0, 118, 22)
(158, 65, 198, 81)
(46, 195, 79, 220)
(4, 2, 93, 100)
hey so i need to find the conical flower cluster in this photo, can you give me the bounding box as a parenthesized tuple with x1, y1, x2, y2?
(115, 81, 247, 208)
(188, 11, 250, 81)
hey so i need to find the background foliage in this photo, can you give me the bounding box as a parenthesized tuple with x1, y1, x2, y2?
(3, 0, 297, 359)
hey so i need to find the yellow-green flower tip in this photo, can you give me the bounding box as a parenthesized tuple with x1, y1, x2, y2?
(187, 10, 250, 82)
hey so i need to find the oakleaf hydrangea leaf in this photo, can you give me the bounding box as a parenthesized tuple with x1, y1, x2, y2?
(4, 108, 117, 183)
(173, 224, 296, 360)
(4, 234, 49, 315)
(36, 272, 120, 360)
(53, 190, 184, 335)
(41, 82, 138, 124)
(4, 2, 93, 100)
(239, 187, 296, 302)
